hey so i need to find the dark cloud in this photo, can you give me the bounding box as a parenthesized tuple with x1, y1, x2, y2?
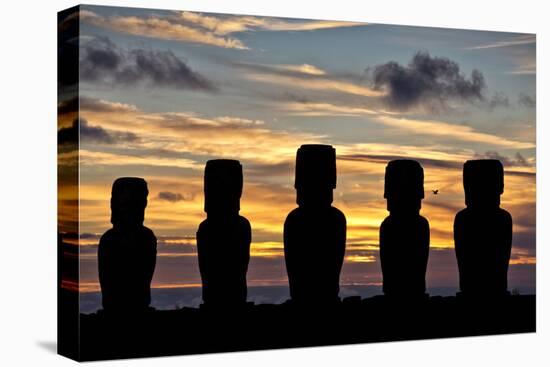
(474, 151, 531, 167)
(57, 119, 78, 145)
(371, 51, 486, 111)
(80, 36, 216, 91)
(80, 118, 117, 143)
(58, 96, 78, 115)
(282, 92, 311, 104)
(58, 118, 138, 145)
(488, 92, 510, 109)
(157, 191, 195, 202)
(518, 93, 536, 108)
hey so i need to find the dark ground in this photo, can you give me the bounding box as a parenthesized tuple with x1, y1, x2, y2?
(70, 294, 535, 361)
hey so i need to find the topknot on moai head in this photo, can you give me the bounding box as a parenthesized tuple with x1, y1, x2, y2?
(110, 177, 149, 226)
(204, 159, 243, 214)
(463, 159, 504, 207)
(295, 144, 337, 190)
(384, 159, 425, 200)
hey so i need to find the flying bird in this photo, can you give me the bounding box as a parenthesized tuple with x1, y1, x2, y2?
(432, 189, 439, 195)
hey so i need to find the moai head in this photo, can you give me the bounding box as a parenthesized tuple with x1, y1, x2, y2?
(384, 160, 424, 214)
(204, 159, 243, 216)
(463, 159, 504, 209)
(294, 144, 337, 208)
(110, 177, 149, 228)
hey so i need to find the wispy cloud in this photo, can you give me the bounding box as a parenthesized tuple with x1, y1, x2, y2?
(75, 96, 324, 166)
(506, 60, 536, 75)
(81, 10, 248, 49)
(275, 100, 534, 149)
(81, 10, 365, 50)
(178, 11, 366, 33)
(248, 73, 383, 97)
(280, 102, 381, 116)
(374, 115, 534, 149)
(467, 35, 535, 50)
(229, 60, 382, 97)
(272, 63, 327, 75)
(466, 35, 536, 75)
(79, 150, 202, 170)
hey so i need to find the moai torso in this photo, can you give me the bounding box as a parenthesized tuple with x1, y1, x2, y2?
(98, 226, 157, 311)
(197, 215, 251, 305)
(380, 214, 429, 296)
(379, 160, 429, 297)
(98, 177, 157, 312)
(196, 159, 251, 307)
(454, 159, 512, 296)
(284, 205, 346, 303)
(284, 145, 347, 304)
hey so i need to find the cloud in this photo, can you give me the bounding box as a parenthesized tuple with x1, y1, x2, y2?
(506, 50, 536, 75)
(488, 92, 510, 109)
(178, 11, 366, 33)
(280, 102, 380, 116)
(57, 97, 78, 115)
(271, 64, 327, 75)
(474, 151, 532, 167)
(58, 118, 139, 145)
(59, 96, 138, 115)
(58, 119, 78, 145)
(81, 10, 365, 50)
(80, 118, 121, 144)
(79, 97, 324, 165)
(373, 115, 534, 149)
(233, 62, 382, 98)
(81, 10, 247, 49)
(274, 100, 533, 149)
(157, 191, 196, 202)
(371, 51, 486, 111)
(467, 34, 535, 50)
(338, 153, 463, 171)
(80, 36, 216, 91)
(518, 93, 536, 108)
(79, 150, 201, 170)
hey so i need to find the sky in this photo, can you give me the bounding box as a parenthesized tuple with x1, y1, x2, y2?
(58, 5, 536, 303)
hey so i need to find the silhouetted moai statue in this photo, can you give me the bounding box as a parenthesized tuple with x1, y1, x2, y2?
(98, 177, 157, 313)
(454, 160, 512, 297)
(284, 145, 347, 305)
(197, 159, 251, 308)
(380, 160, 430, 298)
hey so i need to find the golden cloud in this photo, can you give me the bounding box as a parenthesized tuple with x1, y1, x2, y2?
(80, 10, 366, 50)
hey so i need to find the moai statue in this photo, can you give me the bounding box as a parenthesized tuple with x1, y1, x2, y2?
(197, 159, 251, 308)
(380, 160, 430, 298)
(284, 144, 347, 305)
(98, 177, 157, 313)
(454, 159, 512, 297)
